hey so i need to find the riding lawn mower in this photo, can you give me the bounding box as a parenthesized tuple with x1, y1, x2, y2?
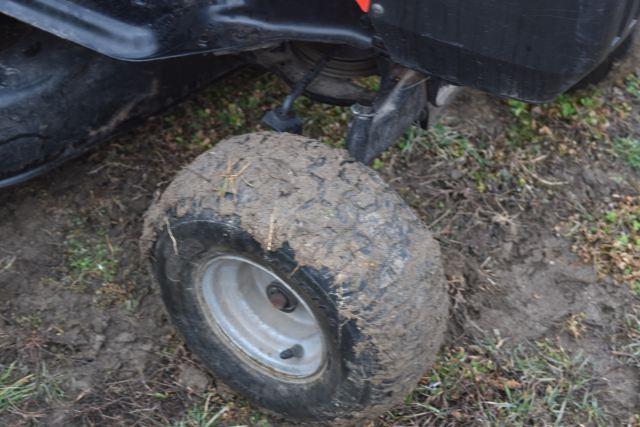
(0, 0, 637, 424)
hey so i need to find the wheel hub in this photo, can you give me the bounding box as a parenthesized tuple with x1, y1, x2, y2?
(291, 42, 378, 79)
(198, 255, 326, 379)
(266, 283, 297, 313)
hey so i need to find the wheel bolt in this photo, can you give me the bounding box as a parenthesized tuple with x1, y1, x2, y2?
(280, 344, 304, 359)
(266, 283, 297, 312)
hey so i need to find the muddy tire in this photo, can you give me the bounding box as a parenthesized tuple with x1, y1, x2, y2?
(142, 132, 449, 424)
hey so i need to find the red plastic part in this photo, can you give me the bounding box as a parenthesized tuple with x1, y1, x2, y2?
(355, 0, 370, 12)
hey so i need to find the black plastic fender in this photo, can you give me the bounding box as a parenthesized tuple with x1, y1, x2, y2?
(370, 0, 639, 101)
(0, 18, 243, 188)
(0, 0, 371, 61)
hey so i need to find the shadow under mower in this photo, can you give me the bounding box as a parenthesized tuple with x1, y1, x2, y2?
(1, 0, 638, 424)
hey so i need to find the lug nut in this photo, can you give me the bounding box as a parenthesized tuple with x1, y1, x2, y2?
(266, 283, 297, 312)
(280, 344, 304, 359)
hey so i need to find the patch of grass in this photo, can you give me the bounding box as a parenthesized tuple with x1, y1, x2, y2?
(171, 393, 270, 427)
(419, 125, 478, 158)
(427, 125, 484, 161)
(65, 233, 118, 286)
(382, 339, 607, 426)
(353, 75, 381, 91)
(156, 71, 285, 151)
(0, 363, 37, 413)
(624, 73, 640, 99)
(568, 195, 640, 294)
(0, 255, 16, 272)
(402, 124, 509, 192)
(616, 306, 640, 368)
(60, 218, 127, 305)
(613, 137, 640, 170)
(14, 314, 43, 330)
(506, 89, 608, 154)
(371, 158, 384, 170)
(0, 363, 63, 415)
(173, 395, 229, 427)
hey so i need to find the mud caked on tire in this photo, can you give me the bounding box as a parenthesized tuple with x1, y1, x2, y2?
(142, 132, 449, 423)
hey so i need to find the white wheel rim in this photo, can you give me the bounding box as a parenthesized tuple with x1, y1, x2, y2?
(198, 255, 326, 379)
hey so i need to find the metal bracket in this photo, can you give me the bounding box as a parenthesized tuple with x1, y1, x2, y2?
(346, 68, 428, 164)
(346, 69, 464, 164)
(262, 46, 338, 134)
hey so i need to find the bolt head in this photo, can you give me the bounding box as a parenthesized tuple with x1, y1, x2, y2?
(371, 3, 384, 16)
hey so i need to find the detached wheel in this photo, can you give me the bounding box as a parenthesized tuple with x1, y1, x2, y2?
(142, 132, 448, 423)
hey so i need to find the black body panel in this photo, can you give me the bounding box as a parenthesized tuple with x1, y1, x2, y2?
(371, 0, 640, 101)
(0, 0, 638, 101)
(0, 0, 372, 60)
(0, 17, 242, 188)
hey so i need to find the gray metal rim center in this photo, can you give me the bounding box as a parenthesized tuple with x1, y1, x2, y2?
(198, 255, 326, 379)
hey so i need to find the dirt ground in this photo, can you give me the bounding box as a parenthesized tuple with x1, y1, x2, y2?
(1, 42, 640, 425)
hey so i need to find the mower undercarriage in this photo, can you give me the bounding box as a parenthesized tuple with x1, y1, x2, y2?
(254, 42, 461, 164)
(0, 16, 243, 188)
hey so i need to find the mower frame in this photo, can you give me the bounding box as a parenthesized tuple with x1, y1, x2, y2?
(2, 0, 638, 101)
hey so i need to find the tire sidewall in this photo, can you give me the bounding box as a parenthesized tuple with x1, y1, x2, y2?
(152, 212, 370, 420)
